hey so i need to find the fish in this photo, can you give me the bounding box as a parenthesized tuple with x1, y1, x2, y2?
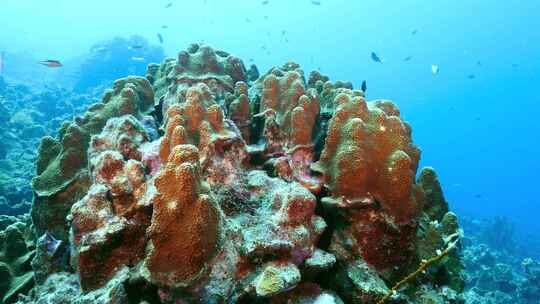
(245, 18, 252, 23)
(371, 52, 383, 63)
(311, 0, 321, 5)
(361, 80, 367, 93)
(39, 60, 63, 68)
(94, 46, 109, 53)
(403, 56, 413, 62)
(473, 193, 483, 199)
(467, 74, 476, 79)
(157, 33, 164, 44)
(128, 45, 144, 50)
(512, 63, 519, 68)
(431, 64, 439, 75)
(0, 51, 4, 76)
(162, 25, 169, 29)
(262, 0, 269, 4)
(131, 56, 146, 62)
(411, 29, 418, 36)
(165, 2, 173, 8)
(476, 61, 483, 67)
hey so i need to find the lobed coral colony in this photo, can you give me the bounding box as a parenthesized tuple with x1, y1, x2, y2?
(3, 44, 465, 303)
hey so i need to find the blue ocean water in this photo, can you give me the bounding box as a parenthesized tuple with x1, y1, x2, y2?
(0, 0, 539, 295)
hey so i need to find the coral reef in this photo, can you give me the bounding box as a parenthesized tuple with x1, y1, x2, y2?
(0, 81, 100, 216)
(0, 215, 35, 303)
(19, 43, 468, 303)
(31, 76, 154, 240)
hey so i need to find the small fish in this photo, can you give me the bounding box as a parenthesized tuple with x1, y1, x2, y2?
(165, 2, 173, 8)
(431, 64, 439, 75)
(261, 0, 269, 4)
(361, 80, 367, 93)
(94, 46, 109, 53)
(157, 33, 164, 44)
(411, 29, 418, 36)
(0, 51, 4, 76)
(245, 18, 252, 23)
(131, 56, 146, 62)
(39, 60, 63, 68)
(311, 0, 321, 5)
(473, 193, 483, 199)
(403, 56, 413, 62)
(281, 30, 286, 36)
(371, 52, 383, 63)
(467, 74, 476, 79)
(128, 45, 144, 50)
(161, 25, 169, 29)
(512, 63, 519, 68)
(476, 61, 482, 67)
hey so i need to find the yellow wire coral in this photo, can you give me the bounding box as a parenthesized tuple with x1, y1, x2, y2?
(376, 233, 460, 304)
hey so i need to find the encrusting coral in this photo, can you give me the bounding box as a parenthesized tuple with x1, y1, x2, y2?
(20, 43, 466, 303)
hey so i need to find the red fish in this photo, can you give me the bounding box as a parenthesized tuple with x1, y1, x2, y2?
(39, 60, 63, 68)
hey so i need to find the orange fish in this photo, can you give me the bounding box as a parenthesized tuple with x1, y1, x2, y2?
(39, 60, 63, 68)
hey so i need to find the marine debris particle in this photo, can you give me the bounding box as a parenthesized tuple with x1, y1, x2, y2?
(21, 43, 467, 303)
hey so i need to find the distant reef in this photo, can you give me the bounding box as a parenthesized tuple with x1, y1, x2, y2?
(0, 77, 99, 216)
(3, 43, 483, 303)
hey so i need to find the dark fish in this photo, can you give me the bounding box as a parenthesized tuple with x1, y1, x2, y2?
(311, 0, 321, 5)
(467, 74, 476, 79)
(157, 33, 164, 44)
(411, 29, 418, 36)
(262, 0, 269, 4)
(476, 61, 482, 67)
(371, 52, 383, 63)
(162, 25, 169, 29)
(361, 80, 367, 93)
(245, 18, 252, 23)
(281, 30, 286, 36)
(512, 63, 519, 68)
(165, 2, 172, 8)
(473, 193, 483, 199)
(39, 60, 62, 68)
(403, 56, 413, 62)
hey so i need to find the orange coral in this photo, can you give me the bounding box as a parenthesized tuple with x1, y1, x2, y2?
(312, 93, 421, 223)
(227, 81, 252, 143)
(258, 64, 320, 153)
(145, 144, 222, 288)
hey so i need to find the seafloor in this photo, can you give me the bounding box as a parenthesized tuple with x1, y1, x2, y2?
(0, 43, 538, 304)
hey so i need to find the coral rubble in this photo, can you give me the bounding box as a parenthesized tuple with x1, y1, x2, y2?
(16, 43, 468, 303)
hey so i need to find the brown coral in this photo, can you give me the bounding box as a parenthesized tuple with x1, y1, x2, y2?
(32, 77, 154, 240)
(148, 43, 247, 116)
(312, 92, 421, 223)
(159, 83, 248, 186)
(69, 115, 152, 290)
(258, 64, 320, 153)
(145, 144, 222, 288)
